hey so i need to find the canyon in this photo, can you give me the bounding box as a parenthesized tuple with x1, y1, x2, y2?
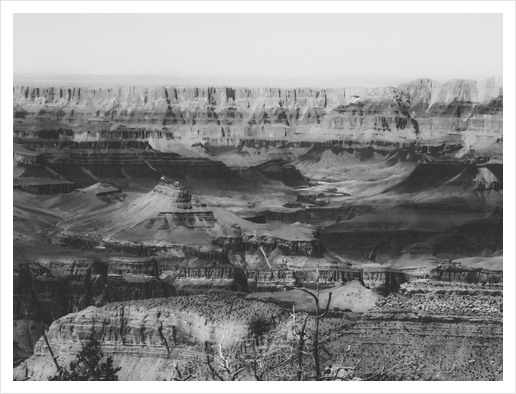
(12, 77, 503, 381)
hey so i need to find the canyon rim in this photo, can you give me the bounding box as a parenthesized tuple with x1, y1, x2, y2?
(4, 6, 513, 392)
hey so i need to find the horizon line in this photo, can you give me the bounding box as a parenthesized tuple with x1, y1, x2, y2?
(12, 73, 503, 90)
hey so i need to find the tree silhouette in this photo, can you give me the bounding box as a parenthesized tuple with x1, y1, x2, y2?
(48, 337, 121, 381)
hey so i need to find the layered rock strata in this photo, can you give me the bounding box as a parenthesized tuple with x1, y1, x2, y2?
(15, 246, 407, 327)
(13, 179, 80, 195)
(13, 78, 503, 143)
(12, 139, 237, 192)
(14, 294, 291, 381)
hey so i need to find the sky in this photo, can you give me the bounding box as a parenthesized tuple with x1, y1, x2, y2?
(14, 13, 503, 88)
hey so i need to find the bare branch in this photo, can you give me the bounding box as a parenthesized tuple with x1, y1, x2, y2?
(285, 286, 319, 306)
(316, 263, 320, 301)
(332, 367, 344, 381)
(320, 344, 332, 357)
(206, 355, 224, 381)
(174, 363, 182, 380)
(252, 337, 278, 363)
(317, 292, 332, 319)
(296, 314, 308, 381)
(172, 373, 196, 382)
(230, 367, 245, 380)
(363, 360, 403, 381)
(251, 351, 263, 381)
(20, 375, 38, 381)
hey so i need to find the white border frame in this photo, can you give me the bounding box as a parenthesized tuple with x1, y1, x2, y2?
(1, 2, 515, 393)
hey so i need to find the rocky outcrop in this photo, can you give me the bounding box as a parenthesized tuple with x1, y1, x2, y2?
(362, 265, 407, 294)
(13, 143, 43, 165)
(244, 269, 364, 292)
(13, 179, 80, 195)
(144, 178, 218, 230)
(14, 294, 291, 381)
(428, 264, 502, 285)
(474, 163, 502, 191)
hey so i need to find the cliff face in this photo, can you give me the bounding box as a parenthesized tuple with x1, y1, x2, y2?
(14, 294, 291, 381)
(14, 245, 410, 326)
(13, 257, 174, 325)
(429, 265, 502, 285)
(13, 78, 502, 144)
(13, 180, 80, 194)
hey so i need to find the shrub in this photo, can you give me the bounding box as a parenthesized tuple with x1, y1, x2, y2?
(49, 337, 121, 381)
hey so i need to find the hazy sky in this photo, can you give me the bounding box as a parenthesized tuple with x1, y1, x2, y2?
(14, 13, 503, 87)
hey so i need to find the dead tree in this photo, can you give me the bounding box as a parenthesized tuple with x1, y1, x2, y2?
(216, 321, 246, 381)
(203, 296, 300, 381)
(171, 361, 197, 381)
(286, 263, 332, 380)
(290, 306, 309, 381)
(255, 227, 333, 379)
(41, 324, 63, 380)
(203, 300, 246, 381)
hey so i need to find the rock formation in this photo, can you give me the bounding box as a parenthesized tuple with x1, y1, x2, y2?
(14, 294, 291, 381)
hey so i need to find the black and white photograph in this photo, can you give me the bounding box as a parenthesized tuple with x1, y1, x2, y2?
(1, 1, 515, 392)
